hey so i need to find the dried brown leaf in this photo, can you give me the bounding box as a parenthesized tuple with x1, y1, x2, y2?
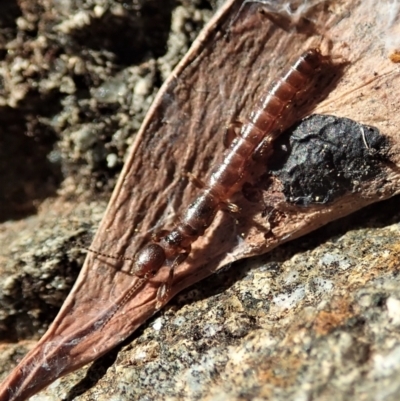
(1, 0, 400, 400)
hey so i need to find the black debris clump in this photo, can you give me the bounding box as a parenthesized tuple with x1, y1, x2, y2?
(269, 114, 389, 205)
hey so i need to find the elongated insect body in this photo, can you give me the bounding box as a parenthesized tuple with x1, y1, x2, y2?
(89, 48, 332, 322)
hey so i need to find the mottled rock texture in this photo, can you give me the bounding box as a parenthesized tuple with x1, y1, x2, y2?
(1, 0, 400, 400)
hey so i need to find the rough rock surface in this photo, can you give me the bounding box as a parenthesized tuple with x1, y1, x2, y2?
(10, 197, 400, 401)
(1, 1, 400, 400)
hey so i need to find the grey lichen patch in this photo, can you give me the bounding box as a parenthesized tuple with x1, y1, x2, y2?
(269, 114, 389, 205)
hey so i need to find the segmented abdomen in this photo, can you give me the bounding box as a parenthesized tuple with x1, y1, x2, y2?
(90, 48, 332, 324)
(161, 48, 327, 257)
(207, 49, 325, 201)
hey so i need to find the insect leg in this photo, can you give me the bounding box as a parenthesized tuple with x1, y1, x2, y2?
(224, 120, 243, 148)
(252, 132, 277, 162)
(155, 252, 188, 309)
(186, 172, 206, 189)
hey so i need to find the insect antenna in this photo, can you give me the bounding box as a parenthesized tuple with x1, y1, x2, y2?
(82, 247, 135, 261)
(100, 277, 148, 330)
